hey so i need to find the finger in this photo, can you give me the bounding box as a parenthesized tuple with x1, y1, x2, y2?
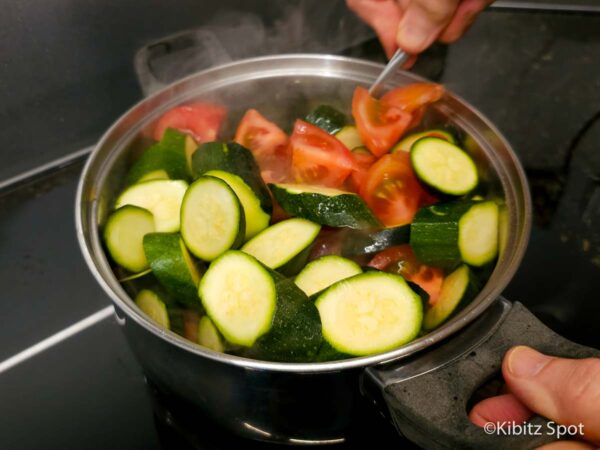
(469, 393, 533, 427)
(502, 346, 600, 445)
(346, 0, 403, 57)
(439, 0, 491, 43)
(537, 441, 596, 450)
(396, 0, 460, 54)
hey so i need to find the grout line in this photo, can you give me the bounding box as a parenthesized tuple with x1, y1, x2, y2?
(491, 1, 600, 13)
(0, 146, 94, 194)
(0, 305, 115, 375)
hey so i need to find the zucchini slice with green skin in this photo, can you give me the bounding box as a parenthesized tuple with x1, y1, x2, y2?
(410, 137, 478, 196)
(305, 105, 347, 134)
(198, 316, 225, 352)
(135, 289, 170, 329)
(104, 205, 155, 273)
(199, 251, 276, 347)
(295, 255, 362, 296)
(180, 176, 245, 261)
(191, 142, 272, 214)
(241, 218, 321, 275)
(458, 201, 499, 266)
(270, 183, 380, 229)
(423, 265, 478, 330)
(410, 200, 499, 268)
(143, 233, 203, 308)
(205, 170, 270, 240)
(315, 272, 422, 356)
(243, 272, 323, 362)
(126, 129, 195, 184)
(391, 129, 456, 153)
(115, 179, 188, 232)
(334, 125, 363, 150)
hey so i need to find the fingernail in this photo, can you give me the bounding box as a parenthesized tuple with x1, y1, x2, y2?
(396, 22, 430, 53)
(507, 346, 551, 378)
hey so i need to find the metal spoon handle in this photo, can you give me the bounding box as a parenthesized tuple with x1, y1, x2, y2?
(368, 49, 409, 98)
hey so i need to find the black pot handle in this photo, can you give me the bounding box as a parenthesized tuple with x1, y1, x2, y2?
(363, 298, 600, 450)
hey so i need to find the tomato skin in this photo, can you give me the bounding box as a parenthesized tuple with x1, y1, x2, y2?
(368, 245, 444, 304)
(154, 102, 226, 142)
(290, 120, 357, 188)
(352, 87, 412, 157)
(360, 152, 434, 226)
(347, 149, 377, 192)
(234, 109, 291, 183)
(381, 83, 444, 113)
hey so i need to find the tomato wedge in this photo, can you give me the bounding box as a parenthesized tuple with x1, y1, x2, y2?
(368, 245, 444, 304)
(381, 83, 444, 113)
(347, 149, 377, 192)
(154, 102, 226, 142)
(352, 86, 412, 157)
(359, 151, 435, 226)
(290, 120, 356, 188)
(234, 109, 291, 183)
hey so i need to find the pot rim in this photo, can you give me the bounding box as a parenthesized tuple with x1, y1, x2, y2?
(76, 53, 532, 373)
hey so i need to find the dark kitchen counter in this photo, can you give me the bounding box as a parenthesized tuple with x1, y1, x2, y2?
(1, 5, 599, 450)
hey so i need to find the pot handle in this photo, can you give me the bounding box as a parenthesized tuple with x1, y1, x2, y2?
(363, 298, 600, 450)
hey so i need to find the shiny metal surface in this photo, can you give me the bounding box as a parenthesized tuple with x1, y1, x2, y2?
(75, 54, 531, 442)
(368, 49, 409, 97)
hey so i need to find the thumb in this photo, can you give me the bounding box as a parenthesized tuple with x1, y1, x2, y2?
(502, 346, 600, 445)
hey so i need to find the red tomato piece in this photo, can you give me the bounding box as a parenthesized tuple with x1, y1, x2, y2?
(381, 83, 444, 113)
(290, 120, 357, 188)
(234, 109, 291, 184)
(347, 149, 377, 192)
(368, 245, 444, 304)
(359, 152, 435, 226)
(352, 86, 412, 157)
(153, 102, 226, 142)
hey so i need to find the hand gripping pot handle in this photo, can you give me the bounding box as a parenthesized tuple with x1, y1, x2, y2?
(363, 298, 600, 450)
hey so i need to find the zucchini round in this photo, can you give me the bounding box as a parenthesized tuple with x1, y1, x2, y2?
(104, 205, 155, 273)
(315, 272, 422, 356)
(199, 251, 276, 346)
(241, 218, 321, 275)
(391, 129, 456, 153)
(180, 176, 245, 261)
(295, 255, 362, 296)
(410, 137, 478, 196)
(135, 289, 170, 329)
(115, 179, 188, 232)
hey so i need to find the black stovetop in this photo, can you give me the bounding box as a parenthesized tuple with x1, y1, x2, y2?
(1, 7, 600, 450)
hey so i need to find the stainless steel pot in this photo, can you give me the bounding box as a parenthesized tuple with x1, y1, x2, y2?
(76, 55, 599, 449)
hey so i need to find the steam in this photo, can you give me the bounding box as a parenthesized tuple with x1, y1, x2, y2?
(137, 0, 375, 94)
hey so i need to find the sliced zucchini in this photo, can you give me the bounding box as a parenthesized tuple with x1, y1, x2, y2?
(315, 272, 422, 356)
(143, 233, 203, 308)
(138, 169, 169, 182)
(126, 129, 194, 184)
(305, 104, 347, 134)
(295, 256, 362, 296)
(411, 200, 499, 268)
(423, 265, 478, 330)
(241, 218, 321, 275)
(117, 268, 152, 282)
(191, 142, 272, 214)
(334, 125, 363, 150)
(205, 170, 270, 240)
(458, 201, 499, 266)
(135, 289, 170, 329)
(198, 316, 225, 352)
(104, 205, 155, 272)
(199, 250, 276, 347)
(180, 176, 245, 261)
(410, 137, 478, 195)
(391, 129, 456, 153)
(243, 273, 322, 362)
(270, 183, 380, 229)
(115, 179, 188, 232)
